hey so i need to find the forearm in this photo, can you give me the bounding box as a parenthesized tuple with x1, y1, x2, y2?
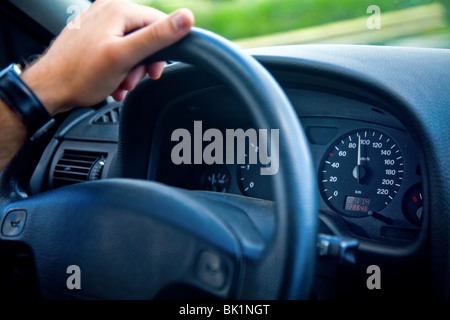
(0, 98, 27, 171)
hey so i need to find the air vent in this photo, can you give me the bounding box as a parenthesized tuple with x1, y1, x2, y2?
(92, 106, 120, 124)
(53, 150, 106, 188)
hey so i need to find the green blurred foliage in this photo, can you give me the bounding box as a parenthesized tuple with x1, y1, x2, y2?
(131, 0, 446, 39)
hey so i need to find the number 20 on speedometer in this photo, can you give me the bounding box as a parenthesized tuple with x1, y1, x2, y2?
(319, 129, 404, 217)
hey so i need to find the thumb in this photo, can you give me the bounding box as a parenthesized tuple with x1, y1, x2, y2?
(122, 8, 194, 64)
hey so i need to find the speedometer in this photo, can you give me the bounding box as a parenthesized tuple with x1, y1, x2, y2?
(319, 129, 404, 217)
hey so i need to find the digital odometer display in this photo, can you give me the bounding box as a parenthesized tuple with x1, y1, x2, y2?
(345, 196, 371, 213)
(319, 129, 404, 217)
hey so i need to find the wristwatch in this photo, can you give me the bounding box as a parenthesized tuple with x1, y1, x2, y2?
(0, 63, 55, 141)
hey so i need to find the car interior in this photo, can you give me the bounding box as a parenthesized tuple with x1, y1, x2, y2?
(0, 0, 449, 300)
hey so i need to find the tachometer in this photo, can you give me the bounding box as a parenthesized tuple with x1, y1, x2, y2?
(238, 141, 272, 200)
(319, 129, 404, 217)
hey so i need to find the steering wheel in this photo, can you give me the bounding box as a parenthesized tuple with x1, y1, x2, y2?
(0, 28, 317, 299)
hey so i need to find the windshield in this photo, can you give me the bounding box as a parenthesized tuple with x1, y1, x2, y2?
(130, 0, 450, 48)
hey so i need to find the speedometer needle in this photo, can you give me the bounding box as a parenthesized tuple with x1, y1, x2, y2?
(353, 134, 365, 183)
(357, 134, 361, 167)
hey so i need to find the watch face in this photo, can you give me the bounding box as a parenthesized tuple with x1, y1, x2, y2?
(0, 64, 21, 77)
(12, 64, 22, 75)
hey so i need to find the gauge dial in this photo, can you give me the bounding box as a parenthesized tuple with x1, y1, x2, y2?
(199, 166, 231, 193)
(402, 183, 423, 226)
(319, 129, 404, 216)
(237, 142, 271, 199)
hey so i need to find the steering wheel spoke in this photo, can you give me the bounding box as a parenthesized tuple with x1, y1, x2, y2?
(1, 180, 256, 299)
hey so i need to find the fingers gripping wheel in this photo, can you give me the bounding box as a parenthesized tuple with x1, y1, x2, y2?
(0, 28, 318, 299)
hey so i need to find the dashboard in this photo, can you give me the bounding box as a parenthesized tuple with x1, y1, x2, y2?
(26, 45, 450, 298)
(149, 86, 423, 245)
(31, 68, 425, 247)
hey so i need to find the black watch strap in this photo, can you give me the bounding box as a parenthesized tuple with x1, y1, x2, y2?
(0, 64, 55, 141)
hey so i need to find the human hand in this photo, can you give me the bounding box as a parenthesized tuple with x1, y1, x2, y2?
(20, 0, 194, 116)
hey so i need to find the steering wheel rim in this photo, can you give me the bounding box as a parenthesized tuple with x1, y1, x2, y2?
(0, 27, 318, 299)
(120, 27, 318, 299)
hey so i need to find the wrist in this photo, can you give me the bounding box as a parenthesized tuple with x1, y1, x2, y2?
(20, 65, 66, 117)
(0, 63, 55, 140)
